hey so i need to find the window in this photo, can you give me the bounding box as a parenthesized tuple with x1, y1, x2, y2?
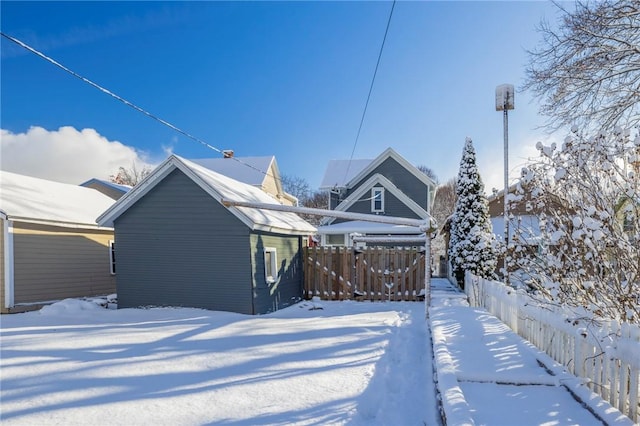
(109, 240, 116, 275)
(264, 247, 278, 283)
(371, 187, 384, 212)
(326, 234, 345, 246)
(623, 215, 636, 233)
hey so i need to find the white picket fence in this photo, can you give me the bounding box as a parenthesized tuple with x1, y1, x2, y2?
(465, 272, 640, 423)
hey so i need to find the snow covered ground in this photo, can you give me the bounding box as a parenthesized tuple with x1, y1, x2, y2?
(1, 279, 633, 425)
(0, 298, 436, 425)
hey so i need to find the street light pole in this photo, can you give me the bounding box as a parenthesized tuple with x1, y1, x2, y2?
(496, 84, 514, 286)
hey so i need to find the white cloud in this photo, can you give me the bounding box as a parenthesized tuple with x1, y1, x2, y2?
(0, 126, 154, 184)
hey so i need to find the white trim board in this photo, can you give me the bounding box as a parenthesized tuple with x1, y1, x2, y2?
(322, 174, 429, 225)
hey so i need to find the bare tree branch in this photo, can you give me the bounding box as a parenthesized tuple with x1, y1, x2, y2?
(524, 0, 640, 132)
(110, 163, 151, 186)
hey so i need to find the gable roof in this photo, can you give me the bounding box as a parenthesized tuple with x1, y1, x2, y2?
(190, 156, 278, 188)
(0, 170, 116, 228)
(96, 155, 315, 235)
(191, 155, 298, 205)
(319, 148, 437, 190)
(322, 173, 429, 225)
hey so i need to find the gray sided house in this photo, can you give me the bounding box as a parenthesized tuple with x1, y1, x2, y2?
(97, 155, 316, 315)
(317, 148, 437, 246)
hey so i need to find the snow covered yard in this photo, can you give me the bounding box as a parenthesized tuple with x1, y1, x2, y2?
(0, 299, 438, 426)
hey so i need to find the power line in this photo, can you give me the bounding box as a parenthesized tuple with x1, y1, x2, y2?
(0, 31, 279, 184)
(342, 0, 396, 185)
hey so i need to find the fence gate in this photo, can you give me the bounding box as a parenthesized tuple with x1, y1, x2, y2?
(303, 246, 425, 302)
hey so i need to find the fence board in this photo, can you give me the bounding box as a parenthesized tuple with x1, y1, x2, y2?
(304, 246, 424, 302)
(465, 272, 640, 423)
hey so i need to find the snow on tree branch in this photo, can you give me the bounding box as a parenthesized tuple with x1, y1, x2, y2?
(509, 126, 639, 323)
(448, 138, 498, 288)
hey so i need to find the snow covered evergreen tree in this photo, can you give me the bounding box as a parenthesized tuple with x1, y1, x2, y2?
(509, 127, 639, 323)
(448, 138, 498, 287)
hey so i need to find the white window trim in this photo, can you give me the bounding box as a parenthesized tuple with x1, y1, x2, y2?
(264, 247, 278, 284)
(324, 233, 347, 246)
(371, 187, 385, 213)
(109, 240, 116, 275)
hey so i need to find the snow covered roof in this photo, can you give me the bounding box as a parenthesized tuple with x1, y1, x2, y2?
(319, 148, 437, 190)
(190, 156, 277, 188)
(97, 155, 316, 235)
(0, 170, 116, 227)
(319, 159, 372, 189)
(316, 220, 422, 235)
(79, 178, 132, 194)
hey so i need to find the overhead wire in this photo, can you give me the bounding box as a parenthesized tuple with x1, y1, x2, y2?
(0, 31, 280, 184)
(342, 0, 396, 186)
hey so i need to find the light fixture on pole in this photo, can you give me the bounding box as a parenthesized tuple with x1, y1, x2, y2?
(495, 84, 514, 286)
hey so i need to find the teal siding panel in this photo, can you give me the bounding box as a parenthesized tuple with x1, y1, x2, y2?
(250, 232, 303, 314)
(114, 169, 253, 314)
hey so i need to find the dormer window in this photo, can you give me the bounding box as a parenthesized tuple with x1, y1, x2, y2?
(371, 187, 384, 212)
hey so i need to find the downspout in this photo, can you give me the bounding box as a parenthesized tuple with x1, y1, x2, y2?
(2, 212, 14, 310)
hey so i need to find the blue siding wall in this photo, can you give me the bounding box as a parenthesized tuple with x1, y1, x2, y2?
(250, 232, 303, 314)
(330, 190, 421, 225)
(347, 157, 429, 211)
(114, 169, 254, 314)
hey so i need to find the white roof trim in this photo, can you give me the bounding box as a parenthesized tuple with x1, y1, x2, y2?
(345, 147, 437, 190)
(4, 216, 113, 231)
(323, 173, 429, 225)
(79, 178, 131, 193)
(97, 155, 315, 235)
(266, 157, 282, 194)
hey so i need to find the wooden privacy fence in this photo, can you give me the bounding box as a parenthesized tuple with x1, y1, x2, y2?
(465, 272, 640, 423)
(304, 246, 425, 301)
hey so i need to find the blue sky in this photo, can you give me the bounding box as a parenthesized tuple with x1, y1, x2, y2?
(1, 1, 563, 192)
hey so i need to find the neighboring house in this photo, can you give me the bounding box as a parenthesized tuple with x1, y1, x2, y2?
(486, 185, 542, 281)
(487, 185, 541, 247)
(190, 151, 298, 206)
(97, 155, 316, 315)
(80, 178, 131, 200)
(0, 171, 116, 314)
(615, 196, 639, 243)
(316, 148, 437, 246)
